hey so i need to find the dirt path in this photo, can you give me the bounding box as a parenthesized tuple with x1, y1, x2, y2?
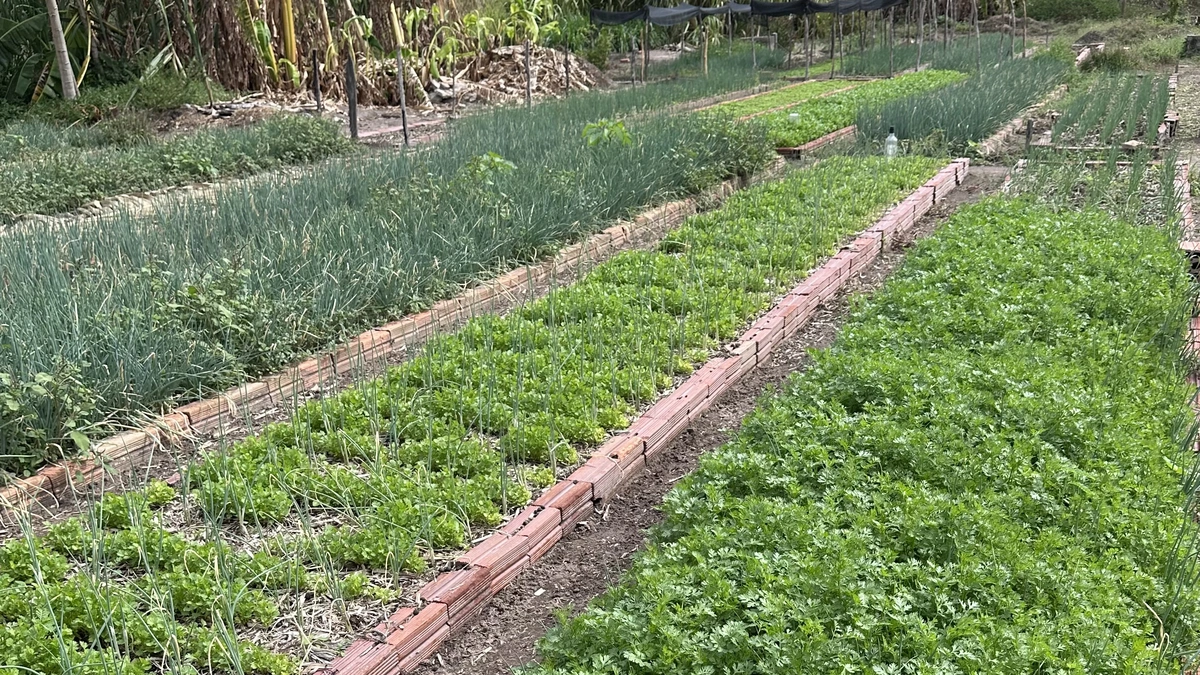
(1176, 62, 1200, 168)
(412, 164, 1009, 675)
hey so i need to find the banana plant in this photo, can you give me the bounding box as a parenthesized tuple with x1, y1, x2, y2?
(506, 0, 559, 45)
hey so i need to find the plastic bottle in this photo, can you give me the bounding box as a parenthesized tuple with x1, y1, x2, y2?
(885, 127, 899, 159)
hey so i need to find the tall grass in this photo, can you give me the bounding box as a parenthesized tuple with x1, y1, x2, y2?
(856, 55, 1070, 154)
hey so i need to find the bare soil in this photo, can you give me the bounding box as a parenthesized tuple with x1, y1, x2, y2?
(411, 165, 1007, 675)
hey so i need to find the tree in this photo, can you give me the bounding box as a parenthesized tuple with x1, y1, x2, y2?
(44, 0, 77, 99)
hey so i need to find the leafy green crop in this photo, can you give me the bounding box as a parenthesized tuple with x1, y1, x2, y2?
(530, 198, 1200, 674)
(711, 79, 862, 119)
(0, 157, 942, 673)
(760, 70, 966, 148)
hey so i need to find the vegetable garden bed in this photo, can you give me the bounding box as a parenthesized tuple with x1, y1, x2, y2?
(0, 115, 352, 222)
(704, 79, 865, 121)
(528, 191, 1200, 675)
(0, 156, 962, 675)
(763, 69, 966, 150)
(0, 97, 772, 486)
(1023, 73, 1179, 155)
(0, 160, 787, 514)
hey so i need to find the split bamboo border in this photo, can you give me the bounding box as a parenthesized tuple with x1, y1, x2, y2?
(318, 157, 972, 675)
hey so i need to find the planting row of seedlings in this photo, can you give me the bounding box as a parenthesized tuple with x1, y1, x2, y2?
(0, 115, 352, 222)
(528, 190, 1200, 673)
(0, 156, 946, 675)
(1005, 151, 1187, 229)
(856, 54, 1071, 155)
(1045, 72, 1173, 148)
(0, 83, 778, 481)
(761, 69, 966, 149)
(708, 78, 863, 120)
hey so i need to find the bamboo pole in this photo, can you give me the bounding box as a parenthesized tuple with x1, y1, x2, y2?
(973, 0, 981, 70)
(804, 14, 811, 79)
(702, 22, 709, 75)
(642, 21, 648, 82)
(281, 0, 297, 66)
(916, 0, 925, 69)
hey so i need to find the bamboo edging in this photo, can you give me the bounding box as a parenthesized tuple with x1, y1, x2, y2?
(320, 158, 972, 675)
(0, 160, 790, 516)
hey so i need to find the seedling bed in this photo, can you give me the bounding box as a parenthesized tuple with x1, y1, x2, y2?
(1023, 73, 1179, 155)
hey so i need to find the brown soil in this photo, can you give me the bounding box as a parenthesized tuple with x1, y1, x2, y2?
(411, 165, 1007, 675)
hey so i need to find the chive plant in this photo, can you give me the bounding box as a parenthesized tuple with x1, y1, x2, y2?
(856, 55, 1070, 154)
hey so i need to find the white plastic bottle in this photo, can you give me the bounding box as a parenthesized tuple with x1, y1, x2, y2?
(885, 127, 899, 159)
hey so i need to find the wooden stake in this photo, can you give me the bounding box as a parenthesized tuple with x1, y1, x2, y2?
(702, 23, 709, 75)
(805, 14, 811, 79)
(889, 7, 895, 76)
(642, 22, 649, 82)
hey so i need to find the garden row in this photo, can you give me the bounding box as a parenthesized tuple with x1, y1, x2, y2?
(0, 114, 351, 221)
(530, 187, 1200, 674)
(761, 69, 967, 148)
(709, 78, 862, 120)
(0, 81, 777, 480)
(0, 156, 947, 675)
(1049, 72, 1173, 147)
(858, 54, 1070, 155)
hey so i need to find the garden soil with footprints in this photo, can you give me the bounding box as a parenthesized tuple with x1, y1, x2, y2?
(412, 165, 1008, 675)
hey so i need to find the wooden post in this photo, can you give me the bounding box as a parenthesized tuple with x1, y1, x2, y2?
(525, 39, 533, 108)
(702, 23, 709, 76)
(973, 0, 982, 71)
(564, 38, 571, 95)
(396, 50, 409, 146)
(633, 35, 643, 84)
(829, 15, 836, 77)
(917, 0, 925, 69)
(889, 7, 895, 76)
(345, 56, 358, 140)
(805, 14, 811, 79)
(642, 22, 649, 82)
(1010, 0, 1016, 58)
(1024, 118, 1033, 153)
(1022, 0, 1028, 55)
(311, 49, 322, 113)
(728, 11, 734, 55)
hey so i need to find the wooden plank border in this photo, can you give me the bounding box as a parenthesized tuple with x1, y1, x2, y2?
(318, 158, 972, 675)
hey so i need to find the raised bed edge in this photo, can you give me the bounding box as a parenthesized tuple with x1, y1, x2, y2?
(318, 157, 972, 675)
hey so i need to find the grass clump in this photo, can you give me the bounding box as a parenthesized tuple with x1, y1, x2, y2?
(0, 114, 350, 220)
(529, 196, 1200, 674)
